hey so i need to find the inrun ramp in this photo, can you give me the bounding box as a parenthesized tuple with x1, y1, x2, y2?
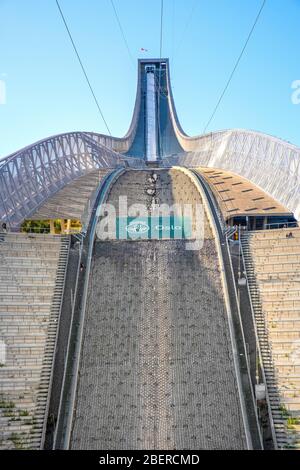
(70, 169, 247, 449)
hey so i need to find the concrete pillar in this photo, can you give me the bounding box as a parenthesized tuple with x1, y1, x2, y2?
(263, 216, 268, 230)
(66, 219, 71, 234)
(49, 220, 55, 235)
(60, 219, 65, 234)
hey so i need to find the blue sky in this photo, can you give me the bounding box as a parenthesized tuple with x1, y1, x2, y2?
(0, 0, 299, 158)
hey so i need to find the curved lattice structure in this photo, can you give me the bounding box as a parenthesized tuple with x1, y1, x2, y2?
(164, 130, 300, 220)
(0, 133, 124, 228)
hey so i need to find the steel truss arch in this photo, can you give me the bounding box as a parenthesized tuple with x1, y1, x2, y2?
(0, 132, 125, 228)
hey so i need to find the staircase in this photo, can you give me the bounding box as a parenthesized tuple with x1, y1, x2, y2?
(0, 233, 70, 449)
(242, 228, 300, 449)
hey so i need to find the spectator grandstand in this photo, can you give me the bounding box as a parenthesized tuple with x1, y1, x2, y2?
(242, 228, 300, 449)
(0, 233, 69, 449)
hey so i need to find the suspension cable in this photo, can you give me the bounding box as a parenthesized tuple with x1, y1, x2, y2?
(110, 0, 135, 67)
(203, 0, 266, 134)
(55, 0, 112, 135)
(160, 0, 164, 58)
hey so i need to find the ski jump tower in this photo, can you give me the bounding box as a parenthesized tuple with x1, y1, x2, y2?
(1, 58, 300, 229)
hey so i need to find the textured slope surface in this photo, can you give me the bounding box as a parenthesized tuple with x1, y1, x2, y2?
(70, 169, 246, 449)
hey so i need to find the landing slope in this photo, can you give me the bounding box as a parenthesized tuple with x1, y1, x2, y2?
(70, 169, 246, 449)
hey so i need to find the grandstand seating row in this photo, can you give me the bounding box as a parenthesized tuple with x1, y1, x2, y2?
(0, 233, 69, 449)
(31, 169, 111, 222)
(242, 228, 300, 449)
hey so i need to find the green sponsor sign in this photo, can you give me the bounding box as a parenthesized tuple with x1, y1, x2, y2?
(116, 216, 192, 240)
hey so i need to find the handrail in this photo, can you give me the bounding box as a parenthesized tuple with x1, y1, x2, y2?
(80, 168, 119, 233)
(1, 227, 82, 235)
(227, 226, 277, 448)
(225, 226, 238, 239)
(240, 235, 278, 449)
(224, 234, 264, 448)
(40, 235, 71, 449)
(53, 167, 125, 449)
(52, 236, 83, 449)
(189, 168, 226, 233)
(265, 221, 298, 230)
(0, 231, 71, 449)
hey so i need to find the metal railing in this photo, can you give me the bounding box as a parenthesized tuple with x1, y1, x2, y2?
(40, 235, 71, 449)
(53, 167, 125, 449)
(265, 221, 298, 230)
(2, 226, 82, 235)
(176, 167, 255, 449)
(190, 168, 226, 233)
(52, 235, 84, 449)
(240, 234, 278, 449)
(224, 232, 263, 449)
